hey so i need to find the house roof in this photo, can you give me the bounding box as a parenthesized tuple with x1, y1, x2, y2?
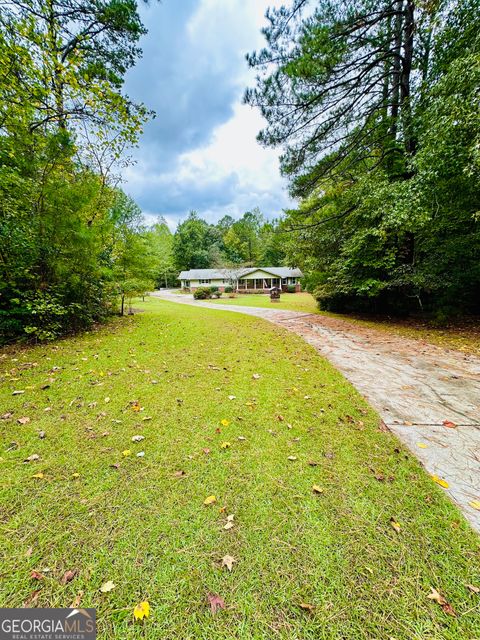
(178, 267, 303, 280)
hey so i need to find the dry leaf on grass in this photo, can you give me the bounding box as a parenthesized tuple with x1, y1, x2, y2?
(287, 456, 297, 461)
(390, 518, 401, 533)
(222, 555, 235, 571)
(133, 601, 150, 620)
(100, 580, 115, 593)
(207, 593, 226, 614)
(466, 584, 479, 594)
(220, 419, 230, 427)
(17, 417, 30, 425)
(299, 602, 315, 612)
(24, 454, 40, 463)
(122, 450, 131, 457)
(252, 373, 261, 380)
(220, 442, 231, 449)
(427, 587, 457, 617)
(312, 485, 324, 494)
(30, 570, 44, 581)
(204, 495, 216, 506)
(32, 472, 44, 479)
(71, 591, 83, 608)
(174, 470, 187, 478)
(61, 569, 77, 585)
(131, 435, 145, 442)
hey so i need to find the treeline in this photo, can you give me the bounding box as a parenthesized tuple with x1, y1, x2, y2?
(0, 1, 168, 343)
(172, 209, 286, 271)
(246, 0, 480, 316)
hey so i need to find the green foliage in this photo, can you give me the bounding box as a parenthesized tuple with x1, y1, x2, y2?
(224, 286, 233, 293)
(0, 0, 154, 343)
(193, 287, 213, 300)
(172, 209, 288, 271)
(247, 0, 480, 316)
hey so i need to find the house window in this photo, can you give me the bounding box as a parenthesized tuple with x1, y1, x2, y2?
(199, 279, 211, 284)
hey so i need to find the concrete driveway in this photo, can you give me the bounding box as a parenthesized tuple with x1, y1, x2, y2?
(152, 290, 480, 532)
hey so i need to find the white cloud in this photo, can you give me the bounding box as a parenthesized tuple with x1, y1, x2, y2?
(125, 0, 293, 228)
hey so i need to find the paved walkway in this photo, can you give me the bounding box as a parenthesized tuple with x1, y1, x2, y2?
(152, 290, 480, 532)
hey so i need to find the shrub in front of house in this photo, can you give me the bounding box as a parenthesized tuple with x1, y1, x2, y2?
(287, 285, 297, 293)
(193, 287, 212, 300)
(224, 286, 233, 293)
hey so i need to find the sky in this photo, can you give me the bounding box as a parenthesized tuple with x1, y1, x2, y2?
(123, 0, 292, 230)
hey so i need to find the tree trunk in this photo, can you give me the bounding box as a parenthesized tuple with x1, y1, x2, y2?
(401, 0, 416, 156)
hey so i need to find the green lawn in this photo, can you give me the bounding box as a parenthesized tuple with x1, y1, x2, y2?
(1, 298, 479, 639)
(208, 291, 319, 314)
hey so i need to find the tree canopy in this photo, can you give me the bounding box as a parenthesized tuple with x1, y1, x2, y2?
(246, 0, 480, 316)
(0, 0, 169, 343)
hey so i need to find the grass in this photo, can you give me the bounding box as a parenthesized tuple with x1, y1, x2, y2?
(1, 297, 479, 639)
(208, 292, 480, 355)
(207, 291, 319, 314)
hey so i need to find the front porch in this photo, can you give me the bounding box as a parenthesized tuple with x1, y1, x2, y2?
(237, 277, 301, 293)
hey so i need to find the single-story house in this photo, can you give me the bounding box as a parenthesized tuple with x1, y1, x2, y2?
(178, 267, 304, 293)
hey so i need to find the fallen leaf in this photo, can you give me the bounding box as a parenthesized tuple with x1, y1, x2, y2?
(416, 442, 428, 449)
(25, 547, 33, 557)
(122, 449, 131, 457)
(312, 485, 324, 494)
(203, 448, 211, 455)
(204, 495, 216, 506)
(110, 463, 120, 469)
(24, 589, 41, 607)
(133, 600, 150, 620)
(276, 414, 285, 422)
(252, 373, 260, 380)
(469, 501, 480, 511)
(228, 396, 236, 401)
(431, 475, 449, 488)
(390, 518, 401, 533)
(142, 416, 152, 421)
(220, 419, 230, 427)
(72, 473, 80, 478)
(287, 456, 297, 461)
(30, 570, 44, 581)
(24, 454, 40, 463)
(466, 583, 480, 594)
(104, 397, 110, 404)
(299, 602, 315, 612)
(237, 436, 246, 441)
(1, 412, 13, 419)
(174, 470, 187, 478)
(32, 472, 44, 479)
(136, 451, 145, 457)
(61, 569, 77, 585)
(222, 555, 235, 571)
(207, 592, 226, 614)
(131, 401, 141, 413)
(17, 417, 30, 425)
(220, 442, 231, 449)
(427, 587, 457, 616)
(308, 460, 319, 466)
(12, 390, 25, 395)
(404, 421, 413, 426)
(100, 580, 116, 593)
(131, 435, 145, 442)
(378, 420, 389, 432)
(39, 431, 46, 439)
(442, 420, 457, 429)
(71, 591, 83, 608)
